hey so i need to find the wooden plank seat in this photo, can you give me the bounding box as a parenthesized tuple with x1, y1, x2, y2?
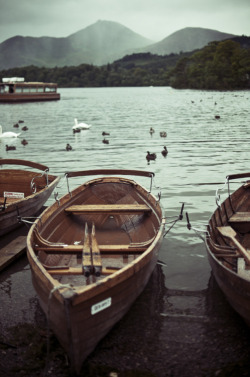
(43, 265, 120, 276)
(34, 226, 151, 260)
(35, 244, 147, 254)
(229, 212, 250, 223)
(65, 204, 151, 214)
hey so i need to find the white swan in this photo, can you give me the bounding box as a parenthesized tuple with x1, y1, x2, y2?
(72, 118, 91, 131)
(0, 125, 21, 138)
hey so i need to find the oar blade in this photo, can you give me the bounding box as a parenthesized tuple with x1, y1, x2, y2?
(217, 226, 237, 239)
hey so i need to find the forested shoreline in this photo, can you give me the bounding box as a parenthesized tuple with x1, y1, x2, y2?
(1, 39, 250, 90)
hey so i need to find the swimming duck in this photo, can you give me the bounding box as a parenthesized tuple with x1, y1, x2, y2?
(6, 145, 16, 151)
(21, 139, 28, 146)
(160, 131, 167, 138)
(66, 143, 72, 151)
(161, 146, 168, 157)
(146, 151, 157, 162)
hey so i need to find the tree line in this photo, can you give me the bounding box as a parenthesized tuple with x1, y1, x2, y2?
(1, 39, 250, 90)
(170, 40, 250, 90)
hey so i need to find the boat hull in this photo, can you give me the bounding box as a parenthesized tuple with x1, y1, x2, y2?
(205, 173, 250, 326)
(30, 243, 161, 372)
(0, 159, 60, 236)
(27, 170, 165, 373)
(206, 246, 250, 326)
(0, 93, 60, 102)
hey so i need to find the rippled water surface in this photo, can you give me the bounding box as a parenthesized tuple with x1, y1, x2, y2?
(1, 87, 250, 376)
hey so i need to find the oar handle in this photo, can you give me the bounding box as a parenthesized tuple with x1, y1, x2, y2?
(232, 238, 250, 267)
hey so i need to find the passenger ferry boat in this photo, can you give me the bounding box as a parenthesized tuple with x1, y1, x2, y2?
(0, 77, 60, 102)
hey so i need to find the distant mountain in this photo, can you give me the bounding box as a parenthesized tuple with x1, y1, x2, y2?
(0, 21, 239, 70)
(0, 20, 153, 70)
(140, 27, 236, 55)
(68, 20, 153, 65)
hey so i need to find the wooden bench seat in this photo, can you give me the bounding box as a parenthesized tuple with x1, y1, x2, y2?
(45, 266, 120, 276)
(229, 212, 250, 223)
(35, 244, 147, 254)
(65, 204, 151, 214)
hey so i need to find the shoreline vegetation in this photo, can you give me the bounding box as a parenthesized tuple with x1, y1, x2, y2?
(1, 39, 250, 91)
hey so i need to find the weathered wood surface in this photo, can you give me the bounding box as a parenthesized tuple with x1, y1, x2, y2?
(26, 172, 165, 374)
(205, 175, 250, 327)
(229, 212, 250, 223)
(65, 204, 151, 214)
(217, 226, 250, 267)
(0, 233, 27, 271)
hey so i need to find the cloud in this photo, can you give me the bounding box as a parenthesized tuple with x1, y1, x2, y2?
(0, 0, 249, 43)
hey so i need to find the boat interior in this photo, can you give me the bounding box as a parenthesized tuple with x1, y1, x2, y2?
(0, 169, 53, 207)
(32, 178, 162, 286)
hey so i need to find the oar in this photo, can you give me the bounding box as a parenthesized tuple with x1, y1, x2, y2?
(91, 223, 102, 277)
(82, 223, 92, 277)
(217, 226, 250, 267)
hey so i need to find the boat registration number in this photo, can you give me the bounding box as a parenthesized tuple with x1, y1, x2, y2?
(4, 191, 25, 198)
(91, 297, 112, 315)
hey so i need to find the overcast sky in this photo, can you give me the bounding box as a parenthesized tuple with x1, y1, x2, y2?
(0, 0, 250, 44)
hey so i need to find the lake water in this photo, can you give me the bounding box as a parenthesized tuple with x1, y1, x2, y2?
(1, 87, 250, 376)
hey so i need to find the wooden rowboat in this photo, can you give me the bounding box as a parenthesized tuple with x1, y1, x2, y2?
(27, 169, 166, 374)
(204, 172, 250, 326)
(0, 159, 60, 236)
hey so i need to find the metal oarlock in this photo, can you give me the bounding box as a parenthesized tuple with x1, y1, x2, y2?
(163, 202, 185, 237)
(215, 178, 228, 208)
(30, 168, 49, 194)
(186, 212, 208, 242)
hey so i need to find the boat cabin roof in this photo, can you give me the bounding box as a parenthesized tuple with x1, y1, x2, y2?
(1, 77, 57, 87)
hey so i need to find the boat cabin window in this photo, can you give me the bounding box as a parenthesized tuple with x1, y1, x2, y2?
(45, 86, 56, 92)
